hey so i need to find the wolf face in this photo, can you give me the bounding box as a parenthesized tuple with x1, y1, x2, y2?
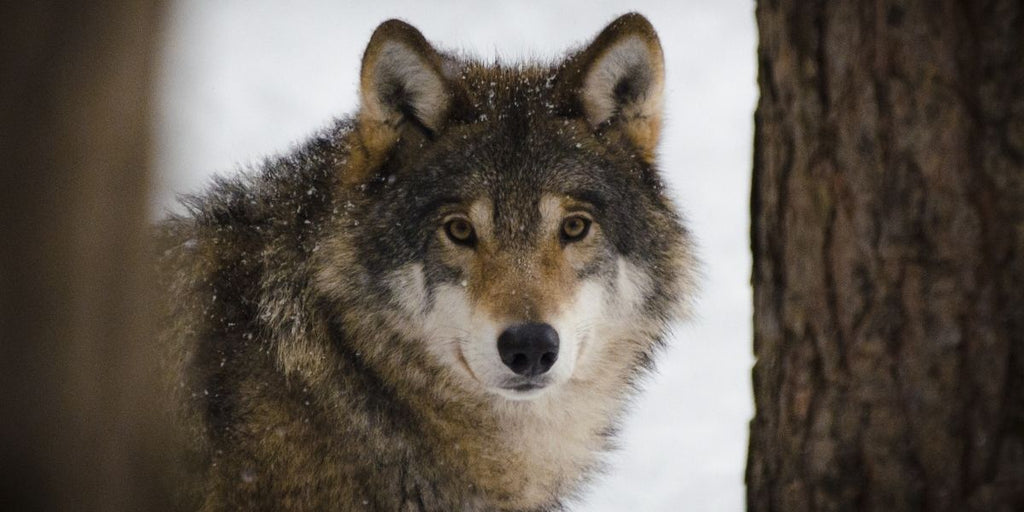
(369, 119, 673, 402)
(317, 15, 693, 403)
(386, 195, 648, 400)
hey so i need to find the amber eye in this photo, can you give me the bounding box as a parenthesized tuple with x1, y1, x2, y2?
(444, 217, 476, 246)
(561, 215, 591, 242)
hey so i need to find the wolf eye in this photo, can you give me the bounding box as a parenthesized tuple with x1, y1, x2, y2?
(561, 216, 591, 242)
(444, 217, 476, 246)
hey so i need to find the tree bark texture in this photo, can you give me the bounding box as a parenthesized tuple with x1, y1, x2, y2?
(748, 1, 1024, 511)
(0, 2, 173, 510)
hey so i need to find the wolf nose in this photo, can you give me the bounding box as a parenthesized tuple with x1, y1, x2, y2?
(497, 323, 560, 376)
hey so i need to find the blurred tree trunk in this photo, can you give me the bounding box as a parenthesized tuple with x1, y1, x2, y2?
(0, 2, 173, 510)
(748, 1, 1024, 511)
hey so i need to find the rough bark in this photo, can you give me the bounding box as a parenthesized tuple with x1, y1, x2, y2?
(0, 2, 173, 510)
(748, 1, 1024, 511)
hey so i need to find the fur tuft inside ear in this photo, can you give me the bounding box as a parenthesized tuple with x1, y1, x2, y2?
(561, 13, 665, 160)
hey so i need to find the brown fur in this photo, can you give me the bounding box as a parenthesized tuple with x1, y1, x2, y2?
(464, 196, 603, 324)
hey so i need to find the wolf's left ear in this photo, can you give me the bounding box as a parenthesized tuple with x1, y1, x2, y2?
(558, 13, 665, 161)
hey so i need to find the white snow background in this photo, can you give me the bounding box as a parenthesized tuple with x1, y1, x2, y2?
(154, 1, 756, 510)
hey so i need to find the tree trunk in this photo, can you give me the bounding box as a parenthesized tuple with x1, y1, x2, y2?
(0, 2, 173, 510)
(748, 1, 1024, 511)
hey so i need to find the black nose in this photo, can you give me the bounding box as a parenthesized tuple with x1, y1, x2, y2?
(497, 323, 560, 376)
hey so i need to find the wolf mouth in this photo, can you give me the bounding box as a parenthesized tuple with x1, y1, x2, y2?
(502, 378, 551, 393)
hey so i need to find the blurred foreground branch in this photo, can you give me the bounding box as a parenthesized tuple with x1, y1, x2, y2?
(0, 2, 174, 510)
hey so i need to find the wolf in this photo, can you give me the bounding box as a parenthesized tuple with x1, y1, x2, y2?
(159, 12, 696, 511)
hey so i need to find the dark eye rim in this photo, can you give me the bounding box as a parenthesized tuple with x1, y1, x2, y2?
(560, 215, 592, 243)
(443, 217, 477, 246)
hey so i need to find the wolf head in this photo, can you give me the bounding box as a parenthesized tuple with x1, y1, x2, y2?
(316, 14, 694, 402)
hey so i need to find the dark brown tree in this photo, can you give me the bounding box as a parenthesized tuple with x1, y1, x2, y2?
(748, 1, 1024, 511)
(0, 2, 173, 510)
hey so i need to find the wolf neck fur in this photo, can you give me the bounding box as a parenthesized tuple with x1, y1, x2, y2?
(311, 299, 641, 508)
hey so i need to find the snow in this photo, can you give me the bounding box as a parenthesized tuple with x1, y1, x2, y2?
(154, 1, 757, 510)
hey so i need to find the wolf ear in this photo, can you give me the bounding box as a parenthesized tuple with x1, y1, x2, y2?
(559, 13, 665, 161)
(353, 19, 454, 181)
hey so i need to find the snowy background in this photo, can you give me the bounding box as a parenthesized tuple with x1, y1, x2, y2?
(154, 1, 756, 510)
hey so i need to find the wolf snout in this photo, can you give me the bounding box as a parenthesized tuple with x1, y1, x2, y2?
(497, 323, 559, 376)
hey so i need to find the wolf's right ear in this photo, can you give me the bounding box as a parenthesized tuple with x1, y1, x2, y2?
(352, 20, 458, 184)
